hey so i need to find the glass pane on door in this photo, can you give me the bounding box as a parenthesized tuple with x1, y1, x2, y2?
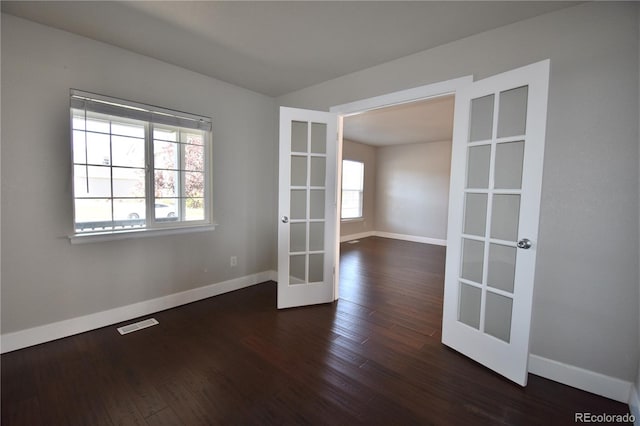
(487, 244, 516, 293)
(469, 94, 494, 142)
(467, 145, 491, 188)
(494, 141, 524, 189)
(463, 193, 487, 237)
(287, 119, 328, 285)
(484, 292, 513, 342)
(497, 86, 528, 138)
(457, 87, 528, 342)
(291, 121, 308, 152)
(459, 283, 482, 329)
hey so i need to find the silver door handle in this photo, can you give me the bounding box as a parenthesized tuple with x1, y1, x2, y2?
(281, 216, 289, 223)
(517, 238, 532, 249)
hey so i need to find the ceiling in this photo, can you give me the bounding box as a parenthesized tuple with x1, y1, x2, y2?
(2, 1, 578, 97)
(344, 95, 455, 146)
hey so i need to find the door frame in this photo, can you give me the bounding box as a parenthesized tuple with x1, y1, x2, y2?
(329, 75, 473, 299)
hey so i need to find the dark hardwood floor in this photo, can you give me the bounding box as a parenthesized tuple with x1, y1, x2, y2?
(2, 236, 632, 425)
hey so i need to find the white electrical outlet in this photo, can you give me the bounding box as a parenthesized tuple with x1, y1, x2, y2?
(230, 256, 237, 267)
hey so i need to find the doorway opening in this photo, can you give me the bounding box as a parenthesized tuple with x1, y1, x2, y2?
(330, 75, 473, 300)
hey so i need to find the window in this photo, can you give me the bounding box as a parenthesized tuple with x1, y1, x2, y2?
(341, 160, 364, 219)
(70, 90, 212, 238)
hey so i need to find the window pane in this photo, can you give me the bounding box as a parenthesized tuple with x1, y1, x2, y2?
(184, 144, 204, 172)
(113, 198, 146, 221)
(74, 198, 112, 224)
(111, 121, 144, 138)
(184, 172, 204, 198)
(86, 117, 110, 133)
(155, 170, 179, 197)
(72, 113, 86, 130)
(153, 127, 178, 142)
(341, 190, 362, 219)
(342, 160, 364, 190)
(74, 165, 111, 198)
(185, 199, 204, 221)
(113, 167, 145, 198)
(181, 131, 204, 145)
(85, 132, 111, 166)
(112, 135, 145, 168)
(72, 130, 87, 164)
(156, 198, 179, 221)
(154, 141, 179, 170)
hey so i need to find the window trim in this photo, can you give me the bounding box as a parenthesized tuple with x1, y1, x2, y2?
(68, 223, 217, 244)
(68, 89, 214, 241)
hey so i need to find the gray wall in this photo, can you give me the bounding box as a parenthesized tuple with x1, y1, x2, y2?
(1, 15, 278, 334)
(279, 2, 640, 381)
(340, 139, 376, 237)
(375, 141, 451, 240)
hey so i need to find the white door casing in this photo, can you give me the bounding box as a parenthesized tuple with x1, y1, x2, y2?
(442, 60, 550, 385)
(278, 107, 338, 309)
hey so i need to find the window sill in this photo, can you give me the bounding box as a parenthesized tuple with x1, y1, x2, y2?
(69, 223, 217, 244)
(341, 217, 364, 223)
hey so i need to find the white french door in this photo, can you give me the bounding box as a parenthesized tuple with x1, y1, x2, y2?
(442, 60, 550, 385)
(277, 107, 338, 309)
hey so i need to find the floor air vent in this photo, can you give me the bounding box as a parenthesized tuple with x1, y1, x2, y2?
(117, 318, 159, 335)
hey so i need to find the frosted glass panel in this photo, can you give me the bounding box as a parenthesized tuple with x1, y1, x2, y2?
(309, 254, 324, 282)
(484, 292, 513, 342)
(290, 190, 306, 220)
(310, 157, 326, 187)
(289, 255, 306, 285)
(290, 223, 306, 253)
(469, 94, 494, 142)
(291, 121, 308, 152)
(488, 244, 516, 293)
(461, 239, 484, 284)
(467, 145, 491, 188)
(310, 123, 327, 154)
(494, 141, 524, 189)
(464, 193, 487, 237)
(491, 195, 520, 241)
(459, 283, 481, 330)
(310, 190, 325, 219)
(498, 86, 528, 138)
(309, 222, 324, 251)
(291, 156, 307, 186)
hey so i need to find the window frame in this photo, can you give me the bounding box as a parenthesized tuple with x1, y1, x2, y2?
(68, 89, 215, 243)
(340, 159, 365, 220)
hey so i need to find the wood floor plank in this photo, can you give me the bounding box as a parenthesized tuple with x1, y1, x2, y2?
(1, 236, 632, 425)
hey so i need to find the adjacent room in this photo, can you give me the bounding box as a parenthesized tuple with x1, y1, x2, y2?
(1, 1, 639, 424)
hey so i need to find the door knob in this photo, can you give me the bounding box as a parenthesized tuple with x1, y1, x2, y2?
(281, 216, 289, 223)
(517, 238, 532, 249)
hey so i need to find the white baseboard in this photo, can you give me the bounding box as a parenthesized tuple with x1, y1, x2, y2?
(340, 231, 376, 242)
(528, 354, 632, 403)
(1, 270, 277, 354)
(340, 230, 447, 246)
(629, 384, 640, 425)
(373, 231, 447, 246)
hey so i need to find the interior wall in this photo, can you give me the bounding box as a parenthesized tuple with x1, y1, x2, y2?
(1, 14, 278, 334)
(375, 141, 451, 241)
(340, 139, 376, 237)
(279, 2, 640, 382)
